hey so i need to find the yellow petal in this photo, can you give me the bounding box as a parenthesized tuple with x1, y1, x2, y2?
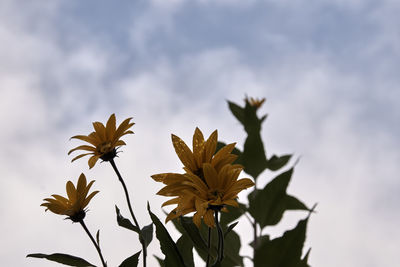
(83, 190, 99, 208)
(204, 130, 218, 163)
(203, 163, 218, 189)
(66, 181, 76, 202)
(193, 211, 202, 228)
(171, 134, 197, 171)
(204, 210, 215, 228)
(161, 197, 180, 207)
(192, 127, 205, 167)
(92, 122, 107, 141)
(68, 145, 96, 155)
(77, 173, 87, 193)
(106, 114, 116, 140)
(114, 118, 133, 140)
(70, 134, 99, 146)
(71, 152, 94, 162)
(88, 155, 100, 169)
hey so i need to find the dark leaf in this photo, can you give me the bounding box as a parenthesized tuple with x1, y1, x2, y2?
(267, 154, 292, 171)
(27, 253, 95, 266)
(147, 203, 186, 267)
(248, 168, 309, 229)
(154, 256, 165, 267)
(242, 132, 268, 179)
(176, 235, 194, 267)
(249, 235, 270, 249)
(297, 248, 311, 267)
(96, 230, 100, 246)
(116, 205, 140, 233)
(140, 223, 154, 248)
(219, 203, 247, 226)
(224, 222, 238, 238)
(119, 251, 141, 267)
(254, 217, 309, 267)
(179, 217, 209, 256)
(227, 101, 245, 125)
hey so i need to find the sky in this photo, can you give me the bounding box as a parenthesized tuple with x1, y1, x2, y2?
(1, 0, 399, 266)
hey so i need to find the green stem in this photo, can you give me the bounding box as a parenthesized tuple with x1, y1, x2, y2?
(109, 158, 147, 267)
(206, 227, 212, 267)
(214, 210, 224, 264)
(79, 220, 107, 267)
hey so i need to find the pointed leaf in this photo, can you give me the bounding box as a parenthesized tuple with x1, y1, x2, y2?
(224, 222, 238, 238)
(179, 216, 209, 256)
(242, 132, 268, 178)
(119, 251, 141, 267)
(116, 205, 140, 233)
(227, 101, 245, 125)
(248, 168, 308, 228)
(267, 154, 292, 171)
(154, 256, 165, 267)
(96, 230, 100, 246)
(176, 235, 194, 267)
(140, 223, 154, 248)
(254, 217, 309, 267)
(147, 203, 186, 267)
(27, 253, 95, 266)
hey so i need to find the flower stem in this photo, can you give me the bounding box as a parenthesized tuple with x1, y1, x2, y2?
(109, 158, 147, 267)
(79, 220, 107, 267)
(206, 227, 212, 267)
(214, 210, 224, 264)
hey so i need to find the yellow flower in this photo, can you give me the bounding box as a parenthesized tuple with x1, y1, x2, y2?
(41, 173, 99, 222)
(68, 114, 134, 168)
(157, 164, 254, 227)
(151, 128, 254, 227)
(245, 96, 266, 109)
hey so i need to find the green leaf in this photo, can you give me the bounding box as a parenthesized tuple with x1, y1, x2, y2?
(242, 131, 268, 178)
(147, 203, 186, 267)
(248, 168, 308, 229)
(116, 205, 140, 233)
(141, 223, 154, 248)
(254, 217, 309, 267)
(228, 101, 245, 125)
(219, 203, 247, 226)
(297, 248, 311, 267)
(220, 229, 244, 267)
(179, 217, 209, 256)
(176, 235, 194, 267)
(224, 222, 238, 238)
(154, 256, 165, 267)
(96, 230, 100, 246)
(267, 154, 292, 171)
(119, 251, 141, 267)
(27, 253, 95, 266)
(249, 235, 270, 249)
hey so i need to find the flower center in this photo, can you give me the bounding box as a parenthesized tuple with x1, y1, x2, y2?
(98, 142, 112, 154)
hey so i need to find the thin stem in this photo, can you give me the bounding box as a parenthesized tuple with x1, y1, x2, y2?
(214, 210, 224, 264)
(206, 227, 212, 267)
(109, 158, 147, 267)
(253, 219, 257, 267)
(79, 220, 107, 267)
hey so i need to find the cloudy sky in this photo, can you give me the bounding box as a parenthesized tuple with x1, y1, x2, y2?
(1, 0, 399, 266)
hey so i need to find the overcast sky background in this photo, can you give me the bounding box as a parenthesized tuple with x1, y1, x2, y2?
(1, 0, 399, 266)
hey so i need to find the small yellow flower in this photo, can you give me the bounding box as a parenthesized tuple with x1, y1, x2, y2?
(41, 173, 99, 222)
(151, 128, 254, 227)
(68, 114, 134, 168)
(245, 96, 266, 109)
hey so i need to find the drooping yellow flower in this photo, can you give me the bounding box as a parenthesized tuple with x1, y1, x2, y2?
(246, 96, 266, 109)
(151, 128, 254, 227)
(68, 114, 134, 168)
(41, 173, 99, 222)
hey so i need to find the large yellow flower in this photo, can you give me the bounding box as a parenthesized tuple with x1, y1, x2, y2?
(41, 173, 99, 222)
(151, 128, 254, 227)
(157, 163, 254, 227)
(68, 114, 134, 168)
